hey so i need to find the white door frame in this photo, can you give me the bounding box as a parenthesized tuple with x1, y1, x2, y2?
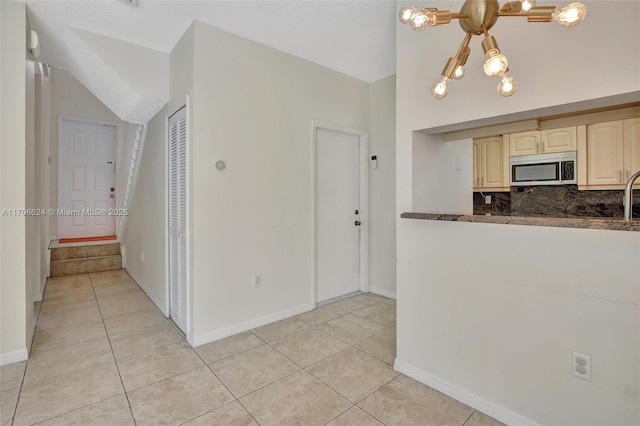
(164, 96, 193, 345)
(57, 116, 119, 239)
(312, 121, 369, 307)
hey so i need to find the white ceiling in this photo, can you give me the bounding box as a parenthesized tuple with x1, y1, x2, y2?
(27, 0, 398, 83)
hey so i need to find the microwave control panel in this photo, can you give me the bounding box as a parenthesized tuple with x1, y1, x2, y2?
(561, 161, 575, 181)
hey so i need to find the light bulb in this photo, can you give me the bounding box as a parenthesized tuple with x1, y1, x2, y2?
(483, 52, 509, 77)
(453, 65, 465, 80)
(520, 0, 535, 12)
(431, 77, 450, 99)
(410, 9, 436, 30)
(399, 6, 417, 24)
(497, 73, 518, 97)
(553, 2, 586, 27)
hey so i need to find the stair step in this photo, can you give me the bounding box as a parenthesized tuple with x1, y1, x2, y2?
(50, 254, 122, 277)
(51, 243, 121, 261)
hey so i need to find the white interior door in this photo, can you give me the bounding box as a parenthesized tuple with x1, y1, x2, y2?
(168, 107, 188, 333)
(316, 127, 361, 303)
(58, 119, 116, 238)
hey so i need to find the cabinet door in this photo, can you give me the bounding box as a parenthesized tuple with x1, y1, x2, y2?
(509, 131, 540, 156)
(624, 118, 640, 186)
(473, 139, 481, 189)
(587, 121, 624, 185)
(482, 137, 504, 188)
(541, 127, 577, 153)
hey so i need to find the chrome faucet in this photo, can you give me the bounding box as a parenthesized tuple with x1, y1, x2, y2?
(624, 170, 640, 221)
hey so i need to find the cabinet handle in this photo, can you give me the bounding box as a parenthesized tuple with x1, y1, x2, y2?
(626, 170, 630, 180)
(619, 170, 623, 183)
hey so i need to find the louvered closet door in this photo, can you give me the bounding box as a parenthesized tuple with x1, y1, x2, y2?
(168, 107, 188, 333)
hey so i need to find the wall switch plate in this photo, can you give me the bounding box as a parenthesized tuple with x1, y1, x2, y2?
(485, 195, 492, 205)
(253, 273, 261, 288)
(141, 251, 144, 262)
(371, 155, 378, 169)
(456, 155, 461, 170)
(572, 352, 591, 381)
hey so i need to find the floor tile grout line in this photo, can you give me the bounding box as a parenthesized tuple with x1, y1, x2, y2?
(191, 346, 268, 426)
(192, 348, 265, 426)
(123, 363, 204, 394)
(461, 410, 477, 426)
(27, 394, 128, 426)
(87, 272, 139, 426)
(355, 375, 404, 425)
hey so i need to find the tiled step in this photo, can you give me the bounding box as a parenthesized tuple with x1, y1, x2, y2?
(50, 243, 122, 277)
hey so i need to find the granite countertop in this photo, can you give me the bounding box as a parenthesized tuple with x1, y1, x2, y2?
(400, 213, 640, 232)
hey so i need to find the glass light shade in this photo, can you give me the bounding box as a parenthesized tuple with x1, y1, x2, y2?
(410, 9, 436, 30)
(431, 77, 450, 99)
(483, 52, 509, 76)
(520, 0, 535, 12)
(399, 6, 417, 24)
(453, 65, 465, 80)
(553, 2, 586, 27)
(497, 74, 518, 97)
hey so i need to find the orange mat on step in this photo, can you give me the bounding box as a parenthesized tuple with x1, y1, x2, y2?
(58, 235, 117, 244)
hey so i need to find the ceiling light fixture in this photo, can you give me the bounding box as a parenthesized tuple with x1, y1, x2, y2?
(399, 0, 586, 99)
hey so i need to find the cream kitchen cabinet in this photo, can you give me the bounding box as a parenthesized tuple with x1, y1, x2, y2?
(509, 127, 577, 156)
(473, 136, 510, 191)
(584, 118, 639, 188)
(624, 118, 640, 183)
(509, 131, 539, 156)
(586, 121, 624, 186)
(541, 127, 578, 153)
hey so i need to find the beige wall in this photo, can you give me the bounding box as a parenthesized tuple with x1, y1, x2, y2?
(125, 21, 399, 347)
(368, 75, 396, 297)
(124, 24, 195, 315)
(189, 21, 370, 344)
(0, 1, 28, 365)
(395, 1, 640, 424)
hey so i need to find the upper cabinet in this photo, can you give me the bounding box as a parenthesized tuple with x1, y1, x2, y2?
(473, 136, 510, 192)
(582, 118, 640, 189)
(624, 118, 640, 181)
(509, 131, 539, 156)
(541, 127, 578, 153)
(509, 127, 577, 156)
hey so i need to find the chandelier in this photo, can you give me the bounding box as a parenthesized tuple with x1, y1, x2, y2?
(399, 0, 586, 99)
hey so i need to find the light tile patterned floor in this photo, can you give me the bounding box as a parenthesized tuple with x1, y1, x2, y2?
(0, 271, 504, 426)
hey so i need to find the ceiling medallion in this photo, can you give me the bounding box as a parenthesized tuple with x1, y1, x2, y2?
(399, 0, 586, 98)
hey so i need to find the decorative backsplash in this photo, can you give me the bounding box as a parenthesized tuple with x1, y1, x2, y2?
(473, 186, 640, 218)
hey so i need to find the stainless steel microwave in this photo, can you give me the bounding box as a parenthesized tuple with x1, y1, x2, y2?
(509, 151, 577, 186)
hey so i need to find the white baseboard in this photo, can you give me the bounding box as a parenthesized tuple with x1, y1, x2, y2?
(0, 349, 28, 366)
(368, 286, 396, 299)
(192, 302, 314, 347)
(124, 266, 168, 317)
(394, 359, 538, 426)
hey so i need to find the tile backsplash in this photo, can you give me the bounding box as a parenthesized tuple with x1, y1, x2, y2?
(473, 186, 640, 218)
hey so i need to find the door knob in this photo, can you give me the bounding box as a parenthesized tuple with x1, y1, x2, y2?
(110, 194, 115, 198)
(354, 221, 361, 226)
(354, 209, 359, 215)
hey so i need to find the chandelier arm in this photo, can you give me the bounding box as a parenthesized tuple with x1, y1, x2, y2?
(454, 32, 473, 60)
(441, 32, 474, 79)
(498, 6, 556, 22)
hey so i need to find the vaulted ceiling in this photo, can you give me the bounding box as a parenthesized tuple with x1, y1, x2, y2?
(27, 0, 398, 123)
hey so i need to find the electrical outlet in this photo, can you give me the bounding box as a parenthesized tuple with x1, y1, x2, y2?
(572, 352, 591, 381)
(253, 273, 261, 288)
(485, 195, 492, 205)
